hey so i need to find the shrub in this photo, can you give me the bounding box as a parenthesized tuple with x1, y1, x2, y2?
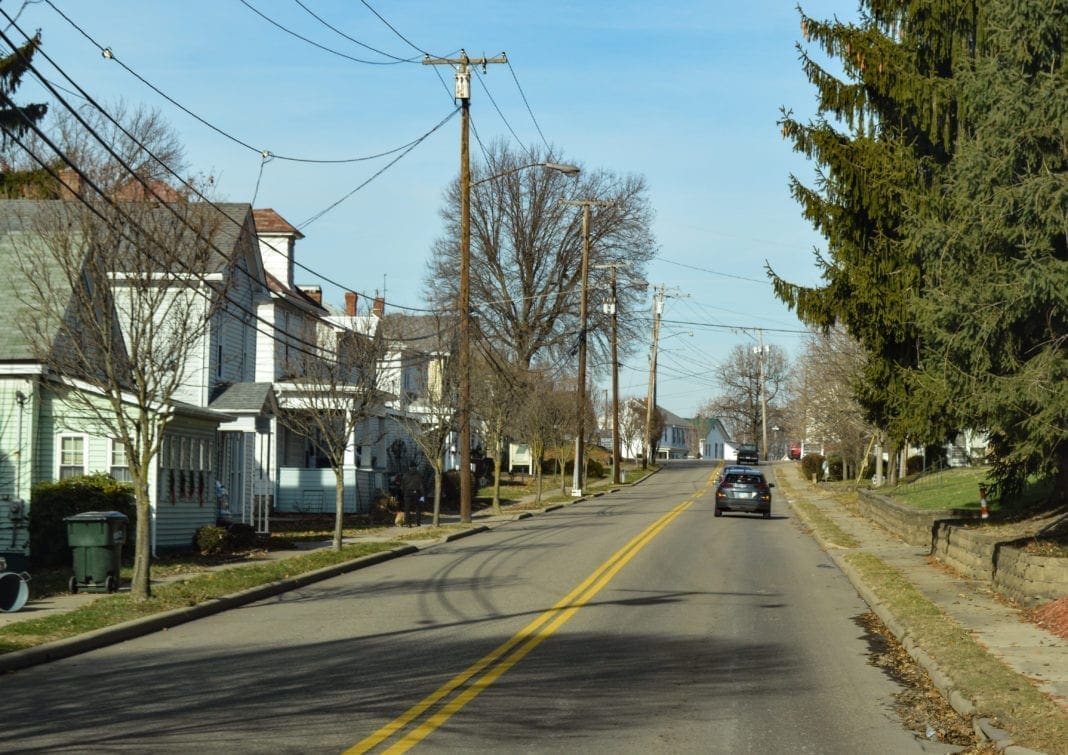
(29, 473, 137, 568)
(227, 522, 257, 550)
(442, 470, 475, 507)
(586, 458, 605, 479)
(801, 453, 825, 481)
(826, 452, 844, 481)
(195, 525, 230, 555)
(906, 454, 926, 475)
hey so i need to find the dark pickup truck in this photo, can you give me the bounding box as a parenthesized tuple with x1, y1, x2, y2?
(736, 443, 759, 465)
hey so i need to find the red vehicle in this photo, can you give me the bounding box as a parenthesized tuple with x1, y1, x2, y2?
(788, 442, 802, 460)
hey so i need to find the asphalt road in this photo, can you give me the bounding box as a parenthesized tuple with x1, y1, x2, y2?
(1, 462, 924, 753)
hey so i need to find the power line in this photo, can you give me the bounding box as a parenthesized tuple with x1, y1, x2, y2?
(13, 8, 443, 315)
(506, 59, 553, 156)
(296, 107, 459, 229)
(45, 1, 440, 165)
(291, 0, 424, 63)
(0, 22, 449, 366)
(359, 0, 429, 56)
(238, 0, 416, 65)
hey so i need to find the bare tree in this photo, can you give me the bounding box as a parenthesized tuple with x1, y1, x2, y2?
(702, 344, 789, 445)
(513, 368, 570, 505)
(619, 397, 647, 463)
(277, 314, 390, 550)
(14, 182, 230, 601)
(790, 328, 877, 480)
(425, 141, 656, 371)
(471, 345, 523, 515)
(392, 313, 459, 526)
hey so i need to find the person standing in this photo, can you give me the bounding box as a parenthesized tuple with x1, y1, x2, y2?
(402, 463, 425, 527)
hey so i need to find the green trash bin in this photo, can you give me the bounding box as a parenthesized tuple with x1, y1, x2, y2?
(65, 511, 128, 594)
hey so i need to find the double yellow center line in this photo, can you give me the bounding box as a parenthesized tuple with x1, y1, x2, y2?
(348, 470, 719, 753)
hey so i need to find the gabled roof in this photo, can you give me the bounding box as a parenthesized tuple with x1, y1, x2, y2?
(379, 312, 456, 348)
(253, 208, 304, 238)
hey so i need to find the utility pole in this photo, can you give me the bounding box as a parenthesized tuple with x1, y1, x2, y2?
(563, 199, 613, 496)
(756, 330, 769, 461)
(423, 50, 507, 523)
(644, 287, 665, 469)
(598, 264, 622, 484)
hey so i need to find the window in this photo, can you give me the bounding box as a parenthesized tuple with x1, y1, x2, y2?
(109, 440, 132, 482)
(58, 435, 87, 479)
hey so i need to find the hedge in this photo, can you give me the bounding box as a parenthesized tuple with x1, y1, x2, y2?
(29, 473, 137, 567)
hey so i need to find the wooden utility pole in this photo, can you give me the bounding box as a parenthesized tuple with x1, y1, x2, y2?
(423, 50, 506, 523)
(563, 199, 613, 496)
(594, 263, 628, 484)
(608, 266, 620, 484)
(644, 287, 664, 468)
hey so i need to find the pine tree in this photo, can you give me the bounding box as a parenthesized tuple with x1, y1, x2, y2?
(913, 0, 1067, 502)
(0, 32, 47, 147)
(0, 32, 50, 196)
(771, 2, 982, 448)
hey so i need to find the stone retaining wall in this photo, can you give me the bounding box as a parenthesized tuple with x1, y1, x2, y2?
(857, 489, 1067, 607)
(855, 489, 978, 549)
(993, 545, 1068, 607)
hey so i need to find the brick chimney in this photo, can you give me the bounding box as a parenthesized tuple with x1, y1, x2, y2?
(299, 285, 322, 305)
(58, 169, 81, 200)
(373, 296, 385, 317)
(345, 291, 357, 316)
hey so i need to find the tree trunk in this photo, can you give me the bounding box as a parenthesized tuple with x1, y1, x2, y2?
(130, 477, 153, 601)
(432, 455, 444, 527)
(333, 467, 345, 552)
(490, 439, 503, 515)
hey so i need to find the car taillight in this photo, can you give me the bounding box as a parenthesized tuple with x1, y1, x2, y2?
(719, 482, 733, 489)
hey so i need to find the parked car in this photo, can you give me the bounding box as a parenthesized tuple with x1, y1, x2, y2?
(788, 442, 802, 460)
(715, 469, 774, 518)
(736, 443, 759, 465)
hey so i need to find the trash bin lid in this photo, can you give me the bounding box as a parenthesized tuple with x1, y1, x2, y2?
(63, 511, 129, 522)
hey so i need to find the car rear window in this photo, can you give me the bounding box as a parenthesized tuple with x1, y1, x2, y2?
(724, 473, 765, 484)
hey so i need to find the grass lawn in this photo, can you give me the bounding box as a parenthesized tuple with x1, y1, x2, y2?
(880, 467, 1054, 512)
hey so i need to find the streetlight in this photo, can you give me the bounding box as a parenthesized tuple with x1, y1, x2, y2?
(458, 159, 578, 521)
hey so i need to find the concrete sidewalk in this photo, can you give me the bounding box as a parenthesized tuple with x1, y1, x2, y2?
(781, 463, 1068, 750)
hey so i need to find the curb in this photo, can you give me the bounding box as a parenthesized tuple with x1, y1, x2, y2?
(0, 544, 418, 675)
(0, 472, 649, 676)
(787, 495, 1026, 753)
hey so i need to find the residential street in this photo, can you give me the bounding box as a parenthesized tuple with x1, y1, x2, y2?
(1, 463, 923, 753)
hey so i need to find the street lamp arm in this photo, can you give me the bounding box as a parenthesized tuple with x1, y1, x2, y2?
(471, 161, 580, 187)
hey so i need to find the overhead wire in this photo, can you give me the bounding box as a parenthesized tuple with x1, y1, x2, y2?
(297, 106, 459, 229)
(506, 59, 552, 156)
(45, 0, 442, 165)
(15, 8, 446, 315)
(238, 0, 417, 65)
(290, 0, 425, 63)
(0, 20, 441, 362)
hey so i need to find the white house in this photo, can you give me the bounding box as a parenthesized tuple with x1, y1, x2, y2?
(701, 418, 731, 460)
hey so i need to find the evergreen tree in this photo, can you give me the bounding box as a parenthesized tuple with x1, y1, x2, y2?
(913, 0, 1067, 502)
(0, 32, 50, 196)
(771, 3, 982, 447)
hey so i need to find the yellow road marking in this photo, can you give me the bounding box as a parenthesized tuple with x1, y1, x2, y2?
(347, 469, 720, 754)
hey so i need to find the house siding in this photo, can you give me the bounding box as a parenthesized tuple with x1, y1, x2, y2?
(154, 419, 219, 551)
(0, 378, 37, 502)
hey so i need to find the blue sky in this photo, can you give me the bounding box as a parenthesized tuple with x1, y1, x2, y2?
(10, 0, 856, 418)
